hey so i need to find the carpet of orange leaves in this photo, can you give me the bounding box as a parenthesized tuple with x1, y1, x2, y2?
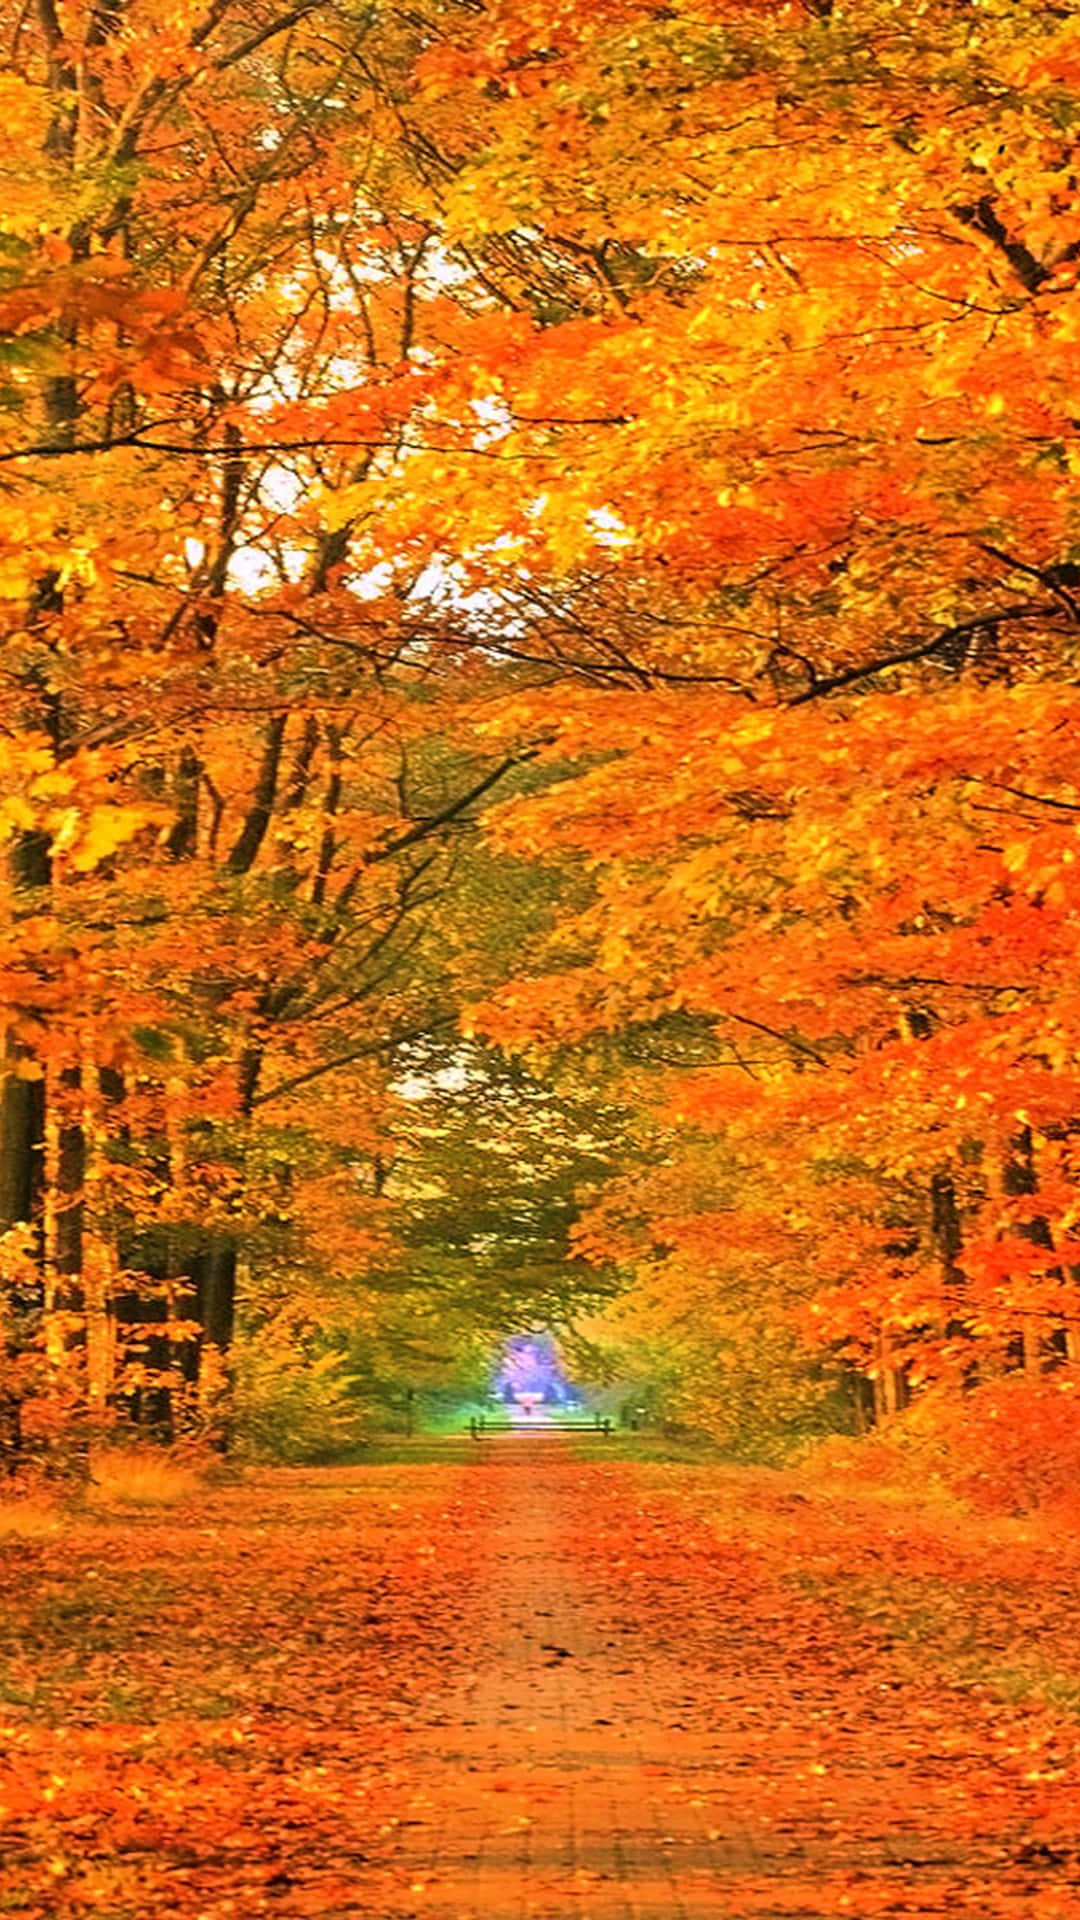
(4, 1438, 1080, 1917)
(614, 1451, 1080, 1915)
(0, 1461, 482, 1918)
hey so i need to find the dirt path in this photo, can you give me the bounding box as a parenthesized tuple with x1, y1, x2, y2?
(384, 1438, 738, 1918)
(373, 1439, 1080, 1920)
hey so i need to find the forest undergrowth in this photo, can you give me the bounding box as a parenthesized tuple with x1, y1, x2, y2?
(570, 1378, 1080, 1735)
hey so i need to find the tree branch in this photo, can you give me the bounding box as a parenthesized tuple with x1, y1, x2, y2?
(719, 1009, 828, 1066)
(791, 603, 1061, 703)
(251, 1016, 457, 1107)
(363, 753, 535, 865)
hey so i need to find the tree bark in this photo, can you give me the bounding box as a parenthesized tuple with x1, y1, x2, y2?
(1002, 1125, 1052, 1377)
(0, 1052, 44, 1238)
(165, 746, 203, 860)
(875, 1328, 907, 1417)
(80, 1036, 116, 1432)
(226, 714, 288, 874)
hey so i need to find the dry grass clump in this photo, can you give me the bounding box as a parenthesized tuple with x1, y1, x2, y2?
(86, 1445, 204, 1507)
(0, 1490, 62, 1538)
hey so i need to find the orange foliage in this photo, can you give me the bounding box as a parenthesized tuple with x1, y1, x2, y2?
(5, 0, 1080, 1462)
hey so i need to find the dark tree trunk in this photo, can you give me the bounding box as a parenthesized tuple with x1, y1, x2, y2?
(930, 1171, 963, 1284)
(930, 1168, 971, 1367)
(0, 1052, 44, 1472)
(1003, 1125, 1055, 1376)
(0, 1066, 44, 1238)
(192, 1243, 237, 1351)
(226, 714, 287, 875)
(55, 1067, 85, 1282)
(165, 746, 203, 860)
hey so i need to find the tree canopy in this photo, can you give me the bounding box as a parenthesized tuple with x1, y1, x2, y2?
(3, 0, 1080, 1453)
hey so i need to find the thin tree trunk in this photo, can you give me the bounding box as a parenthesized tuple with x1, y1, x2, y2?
(79, 1032, 115, 1434)
(1001, 1125, 1052, 1377)
(930, 1167, 974, 1382)
(311, 724, 343, 907)
(876, 1328, 906, 1417)
(226, 714, 288, 874)
(163, 1072, 198, 1428)
(165, 746, 203, 860)
(40, 1056, 84, 1374)
(191, 1241, 237, 1445)
(0, 1044, 43, 1238)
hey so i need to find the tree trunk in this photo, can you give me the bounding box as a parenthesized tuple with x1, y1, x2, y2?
(165, 747, 203, 860)
(876, 1328, 907, 1417)
(0, 1049, 44, 1239)
(80, 1036, 116, 1433)
(850, 1367, 873, 1433)
(226, 714, 288, 874)
(190, 1242, 237, 1445)
(193, 1243, 237, 1351)
(930, 1170, 963, 1290)
(1001, 1125, 1053, 1377)
(930, 1166, 975, 1381)
(40, 1058, 83, 1375)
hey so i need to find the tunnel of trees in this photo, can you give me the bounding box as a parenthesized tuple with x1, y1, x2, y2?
(3, 0, 1080, 1467)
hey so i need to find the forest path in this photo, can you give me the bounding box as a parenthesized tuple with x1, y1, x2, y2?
(372, 1440, 1080, 1919)
(384, 1436, 739, 1918)
(5, 1443, 1080, 1919)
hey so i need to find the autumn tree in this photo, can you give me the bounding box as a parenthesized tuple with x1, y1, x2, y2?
(0, 0, 561, 1449)
(415, 0, 1080, 1434)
